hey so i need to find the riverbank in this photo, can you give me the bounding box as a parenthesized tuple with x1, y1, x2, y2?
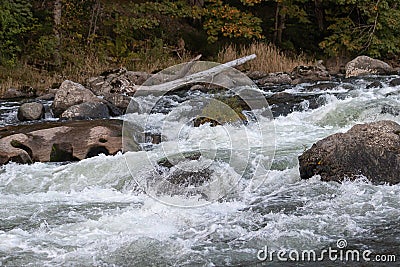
(1, 54, 400, 184)
(1, 42, 312, 98)
(0, 68, 399, 265)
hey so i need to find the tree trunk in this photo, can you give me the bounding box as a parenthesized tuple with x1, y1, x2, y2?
(53, 0, 62, 67)
(187, 0, 204, 7)
(314, 0, 324, 31)
(87, 0, 101, 46)
(273, 2, 280, 44)
(273, 2, 286, 45)
(277, 12, 286, 44)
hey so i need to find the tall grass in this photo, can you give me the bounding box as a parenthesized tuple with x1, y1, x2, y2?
(0, 52, 108, 97)
(0, 48, 192, 97)
(0, 42, 310, 97)
(217, 42, 312, 73)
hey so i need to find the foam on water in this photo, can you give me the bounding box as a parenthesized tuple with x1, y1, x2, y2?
(1, 77, 400, 265)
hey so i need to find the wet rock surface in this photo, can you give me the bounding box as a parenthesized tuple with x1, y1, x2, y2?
(51, 80, 100, 117)
(299, 120, 400, 184)
(0, 119, 138, 165)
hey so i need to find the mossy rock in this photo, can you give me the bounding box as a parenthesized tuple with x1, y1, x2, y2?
(193, 96, 249, 127)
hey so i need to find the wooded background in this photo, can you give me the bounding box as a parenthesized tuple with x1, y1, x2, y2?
(1, 0, 399, 71)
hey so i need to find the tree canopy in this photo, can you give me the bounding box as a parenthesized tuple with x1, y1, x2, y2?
(0, 0, 399, 69)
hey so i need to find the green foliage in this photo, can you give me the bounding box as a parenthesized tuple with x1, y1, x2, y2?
(32, 35, 59, 62)
(1, 0, 400, 77)
(202, 0, 264, 42)
(0, 0, 35, 65)
(100, 0, 200, 63)
(320, 0, 400, 57)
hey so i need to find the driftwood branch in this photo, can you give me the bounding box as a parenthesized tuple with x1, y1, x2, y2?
(133, 54, 256, 94)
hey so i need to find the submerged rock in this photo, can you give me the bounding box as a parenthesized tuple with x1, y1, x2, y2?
(345, 56, 395, 78)
(266, 92, 325, 117)
(389, 78, 400, 87)
(299, 120, 400, 184)
(366, 81, 383, 89)
(305, 82, 337, 91)
(0, 119, 139, 165)
(157, 151, 211, 186)
(17, 102, 45, 121)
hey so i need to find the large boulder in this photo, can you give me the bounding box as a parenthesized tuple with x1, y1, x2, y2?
(60, 102, 110, 120)
(52, 80, 100, 117)
(345, 56, 395, 78)
(17, 102, 45, 121)
(0, 119, 139, 165)
(299, 120, 400, 184)
(0, 134, 32, 164)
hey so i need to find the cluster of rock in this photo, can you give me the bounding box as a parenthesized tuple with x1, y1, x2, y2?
(15, 69, 148, 122)
(1, 55, 400, 187)
(86, 68, 150, 95)
(7, 55, 400, 123)
(249, 56, 399, 86)
(0, 69, 150, 164)
(248, 61, 331, 86)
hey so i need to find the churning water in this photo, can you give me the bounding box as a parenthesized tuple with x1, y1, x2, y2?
(0, 75, 400, 266)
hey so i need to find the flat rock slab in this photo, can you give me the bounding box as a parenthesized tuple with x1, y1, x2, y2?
(0, 119, 138, 165)
(299, 120, 400, 184)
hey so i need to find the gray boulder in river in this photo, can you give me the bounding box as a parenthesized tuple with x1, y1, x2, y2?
(0, 119, 139, 165)
(51, 80, 101, 117)
(345, 56, 396, 78)
(17, 102, 45, 121)
(299, 120, 400, 184)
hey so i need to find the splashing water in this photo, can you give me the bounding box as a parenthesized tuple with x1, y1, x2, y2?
(0, 75, 400, 266)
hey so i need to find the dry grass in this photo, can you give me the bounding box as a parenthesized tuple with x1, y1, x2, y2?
(133, 53, 194, 74)
(0, 64, 60, 96)
(0, 49, 194, 97)
(0, 53, 109, 97)
(1, 43, 307, 97)
(217, 42, 312, 73)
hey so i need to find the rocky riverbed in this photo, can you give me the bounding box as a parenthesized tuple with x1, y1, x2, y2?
(0, 56, 399, 266)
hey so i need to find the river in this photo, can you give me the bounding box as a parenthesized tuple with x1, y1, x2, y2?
(0, 74, 399, 266)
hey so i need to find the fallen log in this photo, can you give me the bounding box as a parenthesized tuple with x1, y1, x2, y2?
(132, 54, 256, 95)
